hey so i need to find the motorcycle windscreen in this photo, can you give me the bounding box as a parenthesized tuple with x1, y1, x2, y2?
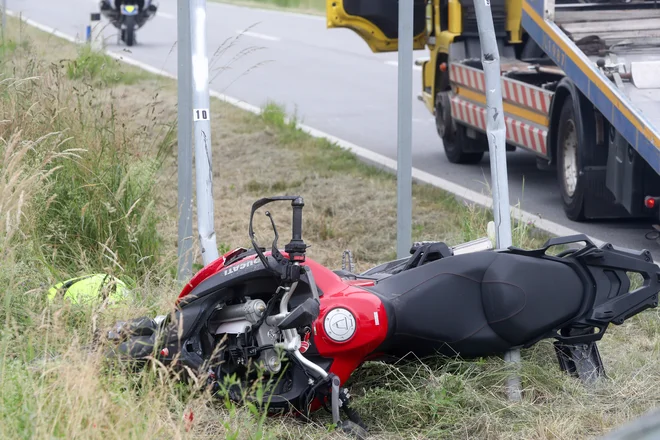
(326, 0, 428, 52)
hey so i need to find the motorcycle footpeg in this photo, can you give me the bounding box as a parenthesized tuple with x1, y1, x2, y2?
(331, 375, 341, 426)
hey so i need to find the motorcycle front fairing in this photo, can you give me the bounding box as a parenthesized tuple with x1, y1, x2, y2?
(99, 0, 157, 29)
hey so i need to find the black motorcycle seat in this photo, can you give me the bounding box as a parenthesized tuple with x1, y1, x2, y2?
(366, 251, 586, 358)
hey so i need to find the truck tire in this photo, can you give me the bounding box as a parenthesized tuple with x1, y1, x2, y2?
(556, 96, 586, 221)
(435, 93, 484, 164)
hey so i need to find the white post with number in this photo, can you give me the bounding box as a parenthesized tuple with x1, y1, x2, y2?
(190, 0, 219, 266)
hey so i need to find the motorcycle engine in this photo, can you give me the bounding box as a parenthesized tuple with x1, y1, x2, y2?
(210, 298, 283, 376)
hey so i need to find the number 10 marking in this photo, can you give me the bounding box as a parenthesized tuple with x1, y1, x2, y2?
(194, 108, 210, 121)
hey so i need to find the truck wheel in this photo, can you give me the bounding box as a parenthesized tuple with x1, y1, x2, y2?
(556, 96, 586, 221)
(435, 93, 484, 164)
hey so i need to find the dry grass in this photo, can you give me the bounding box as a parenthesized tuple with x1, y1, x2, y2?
(0, 16, 659, 440)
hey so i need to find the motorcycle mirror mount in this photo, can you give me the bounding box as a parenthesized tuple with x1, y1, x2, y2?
(248, 196, 309, 282)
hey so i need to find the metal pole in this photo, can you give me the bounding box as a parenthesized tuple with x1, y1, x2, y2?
(396, 0, 413, 259)
(176, 0, 194, 281)
(190, 0, 219, 266)
(472, 0, 520, 401)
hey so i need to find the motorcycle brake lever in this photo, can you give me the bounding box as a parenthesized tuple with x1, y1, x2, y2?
(265, 211, 285, 264)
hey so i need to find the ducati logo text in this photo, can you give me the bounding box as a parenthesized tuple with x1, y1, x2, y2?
(222, 258, 261, 276)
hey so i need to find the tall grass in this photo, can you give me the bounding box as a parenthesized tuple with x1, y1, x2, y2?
(0, 30, 209, 440)
(0, 28, 175, 330)
(0, 25, 291, 440)
(0, 39, 176, 280)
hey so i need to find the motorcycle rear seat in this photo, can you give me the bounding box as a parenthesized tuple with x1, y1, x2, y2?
(365, 251, 585, 358)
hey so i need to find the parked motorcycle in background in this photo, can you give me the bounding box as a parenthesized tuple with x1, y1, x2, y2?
(99, 0, 158, 46)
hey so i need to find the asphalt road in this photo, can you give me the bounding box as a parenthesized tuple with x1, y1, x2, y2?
(8, 0, 660, 256)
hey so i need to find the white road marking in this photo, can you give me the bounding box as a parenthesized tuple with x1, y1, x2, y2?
(412, 118, 434, 124)
(10, 11, 609, 249)
(385, 60, 422, 71)
(236, 30, 280, 41)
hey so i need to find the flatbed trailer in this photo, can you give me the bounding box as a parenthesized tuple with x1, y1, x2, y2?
(326, 0, 660, 223)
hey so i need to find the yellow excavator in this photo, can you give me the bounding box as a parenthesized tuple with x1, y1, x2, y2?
(325, 0, 660, 224)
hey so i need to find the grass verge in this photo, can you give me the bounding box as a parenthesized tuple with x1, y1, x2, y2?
(0, 15, 659, 440)
(210, 0, 325, 15)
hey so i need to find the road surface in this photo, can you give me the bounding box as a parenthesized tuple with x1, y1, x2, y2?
(8, 0, 660, 257)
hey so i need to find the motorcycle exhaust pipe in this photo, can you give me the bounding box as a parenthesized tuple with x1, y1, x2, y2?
(451, 236, 494, 255)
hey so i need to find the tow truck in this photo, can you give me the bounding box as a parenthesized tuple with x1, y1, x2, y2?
(325, 0, 660, 224)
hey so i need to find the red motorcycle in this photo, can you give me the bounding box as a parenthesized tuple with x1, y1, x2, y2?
(107, 196, 660, 438)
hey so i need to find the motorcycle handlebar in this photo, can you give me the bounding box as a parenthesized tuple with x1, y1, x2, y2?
(291, 197, 304, 242)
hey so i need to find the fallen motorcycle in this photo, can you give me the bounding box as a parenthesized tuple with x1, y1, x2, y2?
(99, 0, 157, 47)
(106, 196, 660, 437)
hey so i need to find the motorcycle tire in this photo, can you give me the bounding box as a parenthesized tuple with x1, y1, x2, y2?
(556, 95, 586, 221)
(124, 16, 136, 46)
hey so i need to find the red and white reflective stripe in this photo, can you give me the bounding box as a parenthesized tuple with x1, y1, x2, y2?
(450, 97, 548, 155)
(450, 63, 553, 116)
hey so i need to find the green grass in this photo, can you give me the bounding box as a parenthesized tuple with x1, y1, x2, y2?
(1, 14, 659, 440)
(15, 47, 174, 281)
(211, 0, 325, 14)
(65, 45, 153, 85)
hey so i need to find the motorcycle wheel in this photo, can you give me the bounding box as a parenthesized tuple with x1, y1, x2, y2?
(124, 16, 136, 46)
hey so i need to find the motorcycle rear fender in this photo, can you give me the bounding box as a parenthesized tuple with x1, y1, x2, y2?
(507, 234, 660, 345)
